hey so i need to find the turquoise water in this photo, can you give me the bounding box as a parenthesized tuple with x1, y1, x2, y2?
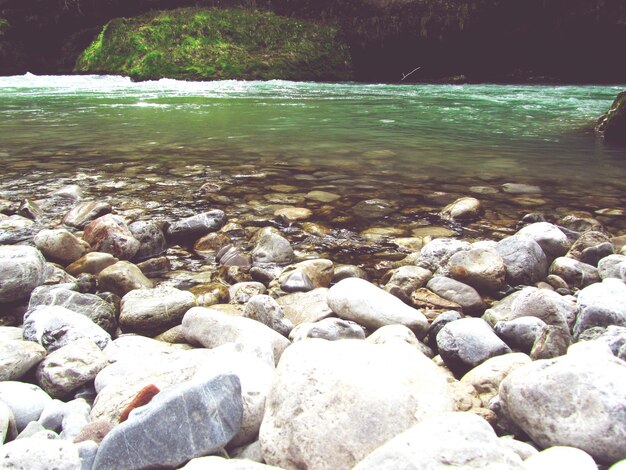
(0, 75, 625, 249)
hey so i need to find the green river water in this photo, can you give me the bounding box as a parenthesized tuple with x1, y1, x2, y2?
(1, 75, 625, 272)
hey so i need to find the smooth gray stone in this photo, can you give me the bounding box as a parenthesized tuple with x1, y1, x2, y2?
(77, 440, 98, 470)
(549, 257, 599, 289)
(598, 254, 626, 281)
(92, 374, 243, 470)
(497, 235, 548, 286)
(426, 276, 485, 315)
(0, 245, 47, 303)
(63, 201, 112, 229)
(0, 215, 41, 245)
(23, 305, 112, 352)
(417, 238, 470, 274)
(0, 437, 82, 469)
(0, 339, 47, 381)
(280, 269, 314, 293)
(166, 210, 226, 243)
(574, 279, 626, 338)
(0, 381, 52, 432)
(128, 221, 167, 261)
(517, 222, 571, 260)
(251, 229, 293, 266)
(38, 399, 67, 432)
(59, 399, 91, 441)
(495, 317, 547, 353)
(244, 294, 292, 337)
(289, 317, 365, 342)
(426, 310, 463, 350)
(436, 318, 512, 376)
(28, 285, 117, 334)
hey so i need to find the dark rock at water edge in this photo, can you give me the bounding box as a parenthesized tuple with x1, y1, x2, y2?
(92, 374, 243, 470)
(596, 91, 626, 144)
(166, 210, 226, 244)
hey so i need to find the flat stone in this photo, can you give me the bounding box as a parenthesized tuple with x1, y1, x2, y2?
(352, 199, 397, 219)
(328, 278, 429, 338)
(66, 252, 118, 276)
(426, 276, 485, 315)
(305, 190, 341, 203)
(166, 210, 226, 243)
(92, 374, 243, 470)
(501, 183, 542, 194)
(0, 245, 47, 304)
(63, 201, 112, 229)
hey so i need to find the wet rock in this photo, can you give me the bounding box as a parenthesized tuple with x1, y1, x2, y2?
(243, 294, 292, 336)
(383, 265, 432, 299)
(194, 232, 231, 254)
(259, 339, 453, 470)
(440, 196, 482, 220)
(92, 374, 243, 470)
(596, 90, 626, 144)
(530, 325, 572, 360)
(128, 220, 167, 261)
(549, 257, 599, 289)
(517, 222, 571, 259)
(502, 183, 541, 194)
(23, 305, 111, 352)
(289, 317, 365, 342)
(567, 231, 612, 261)
(598, 254, 626, 280)
(500, 350, 626, 463)
(497, 235, 548, 286)
(436, 318, 511, 376)
(0, 245, 47, 303)
(229, 282, 266, 304)
(494, 316, 547, 353)
(426, 276, 485, 315)
(0, 339, 46, 381)
(34, 228, 90, 265)
(580, 242, 614, 267)
(137, 255, 171, 276)
(353, 412, 524, 470)
(328, 278, 429, 338)
(274, 207, 312, 221)
(332, 264, 368, 282)
(0, 382, 52, 432)
(182, 307, 290, 365)
(483, 287, 575, 331)
(460, 352, 531, 407)
(66, 252, 118, 276)
(36, 339, 108, 399)
(83, 214, 140, 260)
(447, 246, 506, 293)
(29, 284, 117, 334)
(524, 446, 597, 470)
(417, 238, 470, 273)
(251, 228, 293, 266)
(166, 210, 226, 243)
(275, 288, 333, 326)
(0, 438, 82, 469)
(216, 245, 252, 268)
(352, 198, 397, 219)
(97, 261, 153, 297)
(0, 215, 40, 244)
(63, 200, 112, 229)
(119, 286, 196, 336)
(574, 278, 626, 338)
(278, 269, 313, 293)
(279, 259, 334, 289)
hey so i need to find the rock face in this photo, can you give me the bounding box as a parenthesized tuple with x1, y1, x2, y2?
(166, 210, 226, 243)
(92, 374, 244, 470)
(119, 286, 196, 335)
(33, 228, 90, 264)
(182, 307, 290, 365)
(436, 318, 512, 376)
(499, 351, 626, 463)
(0, 340, 47, 381)
(327, 278, 429, 338)
(497, 235, 548, 286)
(0, 438, 82, 470)
(23, 305, 111, 352)
(574, 278, 626, 337)
(83, 214, 140, 260)
(596, 90, 626, 144)
(0, 245, 47, 303)
(259, 339, 453, 470)
(353, 412, 524, 470)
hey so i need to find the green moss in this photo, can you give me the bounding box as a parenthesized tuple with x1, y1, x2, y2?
(74, 7, 353, 81)
(0, 18, 9, 38)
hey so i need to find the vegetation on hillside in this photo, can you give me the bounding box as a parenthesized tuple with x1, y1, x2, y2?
(74, 7, 353, 81)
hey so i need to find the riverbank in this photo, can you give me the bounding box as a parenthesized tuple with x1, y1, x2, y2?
(1, 169, 626, 468)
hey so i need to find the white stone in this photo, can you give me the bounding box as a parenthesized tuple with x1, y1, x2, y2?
(0, 340, 47, 381)
(259, 339, 453, 470)
(183, 456, 281, 469)
(0, 382, 52, 432)
(327, 278, 429, 338)
(34, 228, 90, 264)
(517, 222, 571, 259)
(0, 437, 82, 469)
(523, 446, 597, 470)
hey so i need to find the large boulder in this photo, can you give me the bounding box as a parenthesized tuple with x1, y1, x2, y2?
(353, 412, 524, 469)
(182, 307, 290, 365)
(499, 349, 626, 463)
(0, 245, 47, 303)
(83, 214, 140, 260)
(574, 278, 626, 338)
(596, 90, 626, 144)
(496, 235, 548, 286)
(259, 339, 453, 470)
(119, 286, 196, 336)
(23, 305, 111, 352)
(327, 278, 429, 338)
(92, 374, 243, 470)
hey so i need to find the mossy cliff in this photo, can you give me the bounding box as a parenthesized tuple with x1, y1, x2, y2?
(74, 8, 352, 81)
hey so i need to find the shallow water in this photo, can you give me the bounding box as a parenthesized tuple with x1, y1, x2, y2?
(1, 74, 625, 276)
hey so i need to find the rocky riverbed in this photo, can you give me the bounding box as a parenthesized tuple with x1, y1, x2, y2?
(1, 163, 626, 470)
